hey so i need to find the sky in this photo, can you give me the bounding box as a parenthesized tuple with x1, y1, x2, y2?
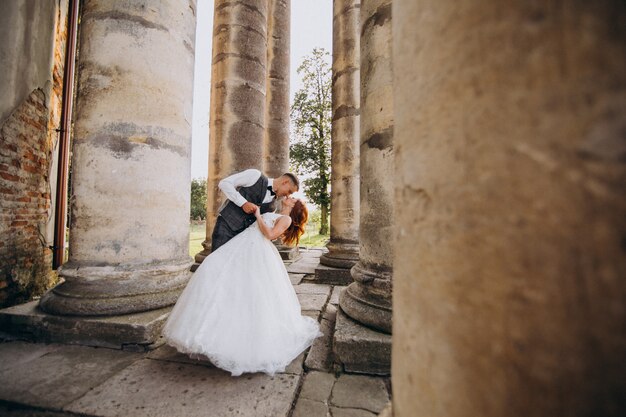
(190, 0, 333, 181)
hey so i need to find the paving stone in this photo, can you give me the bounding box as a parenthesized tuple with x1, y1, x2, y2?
(147, 344, 304, 375)
(323, 303, 337, 321)
(146, 344, 215, 368)
(294, 283, 332, 296)
(64, 359, 301, 417)
(0, 341, 62, 372)
(0, 344, 142, 410)
(287, 257, 320, 274)
(289, 273, 305, 285)
(329, 406, 377, 417)
(292, 397, 328, 417)
(300, 249, 324, 258)
(333, 309, 391, 375)
(304, 317, 335, 372)
(297, 293, 328, 311)
(330, 374, 389, 413)
(283, 351, 305, 375)
(330, 286, 346, 305)
(299, 371, 336, 403)
(302, 310, 322, 321)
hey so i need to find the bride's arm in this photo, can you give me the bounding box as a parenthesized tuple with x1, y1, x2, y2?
(254, 209, 291, 241)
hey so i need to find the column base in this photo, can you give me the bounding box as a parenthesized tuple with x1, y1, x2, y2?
(314, 264, 353, 285)
(278, 245, 301, 261)
(319, 241, 359, 269)
(339, 262, 392, 334)
(0, 300, 169, 351)
(39, 258, 192, 316)
(333, 307, 391, 375)
(192, 247, 211, 272)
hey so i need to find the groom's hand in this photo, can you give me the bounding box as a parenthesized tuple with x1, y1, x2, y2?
(242, 202, 258, 214)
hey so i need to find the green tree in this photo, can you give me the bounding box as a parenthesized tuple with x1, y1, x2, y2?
(290, 48, 332, 235)
(190, 178, 207, 221)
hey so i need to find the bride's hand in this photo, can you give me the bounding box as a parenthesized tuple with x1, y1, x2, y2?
(254, 206, 261, 217)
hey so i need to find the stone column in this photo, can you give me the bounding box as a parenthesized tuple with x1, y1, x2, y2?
(317, 0, 361, 284)
(392, 1, 626, 417)
(39, 1, 197, 316)
(194, 0, 268, 268)
(334, 0, 393, 375)
(264, 0, 290, 178)
(264, 0, 298, 261)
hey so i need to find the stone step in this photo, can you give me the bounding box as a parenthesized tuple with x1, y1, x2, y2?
(0, 301, 169, 351)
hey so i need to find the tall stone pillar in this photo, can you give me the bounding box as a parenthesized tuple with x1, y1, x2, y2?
(264, 0, 298, 261)
(264, 0, 290, 178)
(316, 0, 361, 284)
(393, 1, 626, 417)
(194, 0, 268, 267)
(334, 0, 393, 375)
(39, 1, 197, 316)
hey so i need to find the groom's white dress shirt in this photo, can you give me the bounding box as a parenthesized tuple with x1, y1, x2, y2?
(218, 169, 275, 207)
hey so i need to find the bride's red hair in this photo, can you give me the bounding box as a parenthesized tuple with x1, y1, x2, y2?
(282, 200, 308, 246)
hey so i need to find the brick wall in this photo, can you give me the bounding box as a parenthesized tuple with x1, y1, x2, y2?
(0, 4, 68, 308)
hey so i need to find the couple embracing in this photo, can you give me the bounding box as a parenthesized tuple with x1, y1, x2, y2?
(162, 169, 322, 376)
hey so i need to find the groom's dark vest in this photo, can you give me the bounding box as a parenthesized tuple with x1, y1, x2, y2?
(218, 174, 274, 232)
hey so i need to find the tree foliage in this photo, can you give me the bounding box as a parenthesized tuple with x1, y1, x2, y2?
(290, 48, 332, 235)
(190, 178, 207, 220)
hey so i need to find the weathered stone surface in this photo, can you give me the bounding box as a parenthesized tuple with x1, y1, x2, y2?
(283, 352, 306, 375)
(323, 303, 338, 321)
(0, 341, 61, 372)
(299, 371, 337, 403)
(292, 397, 328, 417)
(287, 260, 319, 274)
(393, 2, 626, 417)
(303, 310, 322, 321)
(330, 407, 377, 417)
(294, 283, 333, 296)
(315, 264, 354, 285)
(339, 0, 393, 335)
(146, 344, 215, 368)
(0, 301, 170, 349)
(330, 286, 345, 305)
(278, 246, 300, 261)
(64, 358, 300, 417)
(264, 0, 291, 178)
(289, 273, 305, 285)
(0, 344, 141, 410)
(304, 315, 336, 372)
(322, 0, 361, 271)
(301, 248, 324, 258)
(333, 309, 390, 375)
(39, 0, 197, 316)
(147, 343, 304, 375)
(297, 293, 328, 312)
(197, 0, 269, 262)
(330, 374, 389, 413)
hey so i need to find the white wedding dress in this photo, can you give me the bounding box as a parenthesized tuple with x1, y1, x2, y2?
(162, 212, 323, 376)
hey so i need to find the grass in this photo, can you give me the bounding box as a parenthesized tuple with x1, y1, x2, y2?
(298, 220, 329, 248)
(188, 216, 329, 256)
(189, 222, 205, 256)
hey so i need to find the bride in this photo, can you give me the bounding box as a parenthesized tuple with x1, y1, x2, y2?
(162, 197, 323, 376)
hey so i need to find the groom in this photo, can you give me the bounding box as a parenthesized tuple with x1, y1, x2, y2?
(211, 168, 300, 251)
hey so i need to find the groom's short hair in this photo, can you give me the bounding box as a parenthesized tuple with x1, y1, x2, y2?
(282, 172, 299, 190)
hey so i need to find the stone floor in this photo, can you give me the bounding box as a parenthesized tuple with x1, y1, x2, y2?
(0, 249, 390, 417)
